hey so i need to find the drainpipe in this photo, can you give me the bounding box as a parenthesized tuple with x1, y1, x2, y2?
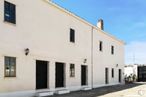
(91, 26, 94, 89)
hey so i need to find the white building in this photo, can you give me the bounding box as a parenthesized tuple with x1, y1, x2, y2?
(124, 64, 146, 82)
(124, 65, 137, 77)
(0, 0, 125, 97)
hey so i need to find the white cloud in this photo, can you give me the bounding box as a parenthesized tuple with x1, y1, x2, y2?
(125, 41, 146, 64)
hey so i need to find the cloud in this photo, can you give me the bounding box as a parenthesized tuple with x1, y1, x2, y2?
(125, 41, 146, 64)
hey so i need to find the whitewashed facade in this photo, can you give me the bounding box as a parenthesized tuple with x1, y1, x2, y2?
(0, 0, 125, 97)
(124, 65, 137, 77)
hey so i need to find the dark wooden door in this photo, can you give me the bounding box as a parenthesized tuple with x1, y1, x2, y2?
(36, 60, 48, 89)
(119, 69, 122, 83)
(81, 65, 87, 86)
(105, 68, 109, 84)
(55, 62, 64, 88)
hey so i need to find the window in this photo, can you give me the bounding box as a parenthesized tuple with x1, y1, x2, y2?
(70, 64, 75, 77)
(4, 1, 16, 24)
(111, 45, 114, 54)
(112, 68, 114, 78)
(70, 28, 75, 43)
(5, 56, 16, 77)
(99, 41, 103, 51)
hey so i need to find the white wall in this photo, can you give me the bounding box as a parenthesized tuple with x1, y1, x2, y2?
(93, 28, 124, 87)
(0, 0, 92, 92)
(124, 65, 137, 76)
(0, 0, 124, 95)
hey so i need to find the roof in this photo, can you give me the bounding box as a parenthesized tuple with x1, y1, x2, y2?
(43, 0, 125, 44)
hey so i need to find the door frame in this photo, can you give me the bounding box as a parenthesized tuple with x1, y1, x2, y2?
(55, 62, 66, 88)
(119, 69, 122, 83)
(105, 68, 109, 84)
(81, 65, 88, 86)
(36, 60, 49, 90)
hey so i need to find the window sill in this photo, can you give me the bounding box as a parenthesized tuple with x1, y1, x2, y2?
(70, 42, 75, 44)
(4, 76, 16, 78)
(3, 21, 16, 26)
(3, 77, 17, 80)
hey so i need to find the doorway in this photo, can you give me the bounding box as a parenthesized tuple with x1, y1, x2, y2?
(105, 68, 109, 84)
(81, 65, 87, 86)
(119, 69, 122, 83)
(36, 60, 48, 89)
(55, 62, 65, 88)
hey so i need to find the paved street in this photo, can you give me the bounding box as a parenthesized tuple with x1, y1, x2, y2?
(50, 83, 146, 97)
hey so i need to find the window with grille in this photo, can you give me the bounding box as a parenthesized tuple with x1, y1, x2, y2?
(70, 64, 75, 77)
(5, 56, 16, 77)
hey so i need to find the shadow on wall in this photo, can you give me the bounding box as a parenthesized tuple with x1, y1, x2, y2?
(50, 83, 143, 97)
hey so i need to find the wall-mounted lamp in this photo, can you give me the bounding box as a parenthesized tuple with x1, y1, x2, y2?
(83, 59, 87, 64)
(116, 64, 118, 67)
(25, 48, 30, 56)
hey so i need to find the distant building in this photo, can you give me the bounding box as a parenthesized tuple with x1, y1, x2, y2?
(124, 65, 137, 76)
(137, 65, 146, 82)
(0, 0, 124, 97)
(124, 64, 146, 82)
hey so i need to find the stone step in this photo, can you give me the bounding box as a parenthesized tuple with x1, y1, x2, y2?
(82, 87, 92, 91)
(56, 89, 70, 94)
(36, 91, 54, 97)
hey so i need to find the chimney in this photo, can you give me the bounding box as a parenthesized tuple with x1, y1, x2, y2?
(97, 19, 104, 30)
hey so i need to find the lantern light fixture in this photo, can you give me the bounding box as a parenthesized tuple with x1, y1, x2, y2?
(25, 48, 30, 56)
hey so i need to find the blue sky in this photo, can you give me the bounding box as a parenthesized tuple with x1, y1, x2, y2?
(53, 0, 146, 64)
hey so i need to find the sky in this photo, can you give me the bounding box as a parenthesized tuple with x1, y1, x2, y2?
(53, 0, 146, 64)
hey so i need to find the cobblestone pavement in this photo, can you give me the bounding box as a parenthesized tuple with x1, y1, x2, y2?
(50, 83, 146, 97)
